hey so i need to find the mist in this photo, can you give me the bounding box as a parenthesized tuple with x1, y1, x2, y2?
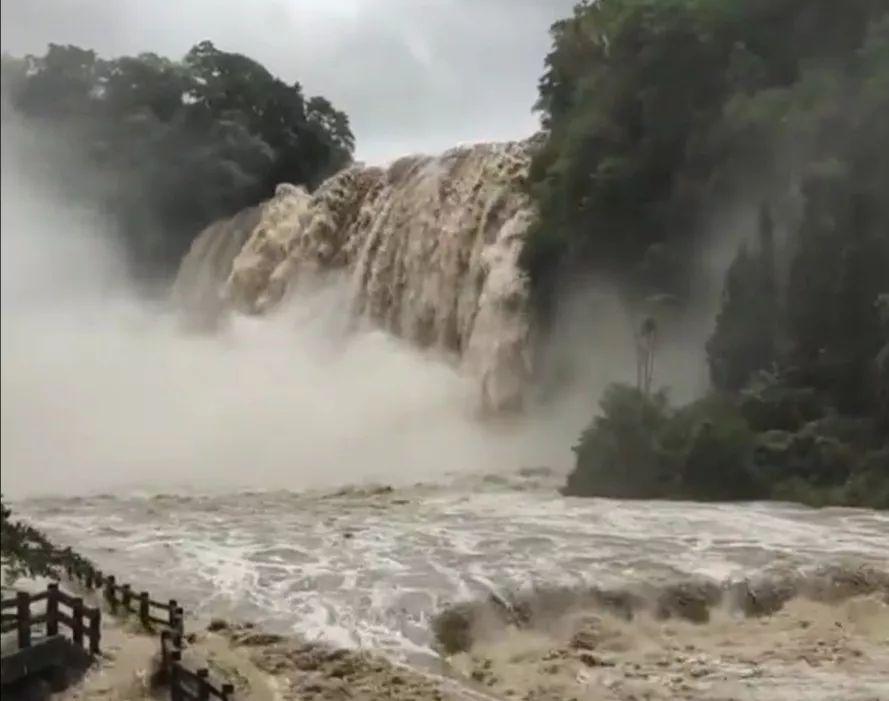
(0, 116, 580, 499)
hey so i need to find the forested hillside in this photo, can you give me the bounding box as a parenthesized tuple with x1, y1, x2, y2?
(532, 0, 889, 506)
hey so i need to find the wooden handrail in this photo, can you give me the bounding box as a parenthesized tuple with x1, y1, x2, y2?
(34, 550, 235, 698)
(161, 632, 235, 700)
(1, 584, 100, 655)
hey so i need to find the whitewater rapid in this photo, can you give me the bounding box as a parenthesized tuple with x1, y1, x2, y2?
(13, 476, 889, 665)
(174, 139, 538, 411)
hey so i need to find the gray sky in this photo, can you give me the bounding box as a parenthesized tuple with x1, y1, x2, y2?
(1, 0, 575, 164)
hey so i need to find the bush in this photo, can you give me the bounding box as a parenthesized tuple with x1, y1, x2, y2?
(564, 385, 762, 501)
(563, 385, 672, 499)
(673, 398, 762, 501)
(562, 383, 889, 506)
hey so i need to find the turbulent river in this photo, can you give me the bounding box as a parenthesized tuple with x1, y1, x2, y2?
(13, 476, 889, 672)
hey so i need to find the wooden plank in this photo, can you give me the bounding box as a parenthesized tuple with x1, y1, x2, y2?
(88, 610, 101, 655)
(47, 584, 59, 636)
(56, 590, 77, 607)
(139, 592, 150, 627)
(71, 598, 84, 647)
(0, 620, 16, 634)
(17, 591, 31, 648)
(31, 613, 48, 626)
(0, 613, 17, 623)
(0, 597, 17, 610)
(0, 634, 68, 686)
(196, 668, 211, 701)
(56, 611, 74, 627)
(149, 599, 171, 610)
(29, 590, 49, 603)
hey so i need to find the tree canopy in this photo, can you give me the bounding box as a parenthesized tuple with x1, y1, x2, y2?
(524, 0, 889, 315)
(542, 1, 889, 506)
(2, 41, 354, 280)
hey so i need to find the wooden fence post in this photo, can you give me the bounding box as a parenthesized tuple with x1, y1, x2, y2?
(175, 607, 184, 635)
(88, 609, 101, 654)
(105, 575, 117, 610)
(16, 591, 31, 648)
(71, 597, 84, 647)
(160, 631, 170, 666)
(170, 651, 183, 701)
(196, 668, 210, 701)
(139, 591, 150, 628)
(221, 682, 234, 700)
(46, 583, 59, 636)
(168, 599, 178, 627)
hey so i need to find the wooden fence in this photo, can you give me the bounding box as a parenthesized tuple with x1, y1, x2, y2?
(161, 630, 235, 701)
(0, 583, 100, 654)
(64, 563, 237, 700)
(0, 583, 101, 686)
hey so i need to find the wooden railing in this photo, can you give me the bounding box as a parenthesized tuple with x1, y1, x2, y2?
(161, 630, 235, 701)
(0, 583, 100, 655)
(65, 564, 184, 634)
(63, 563, 238, 700)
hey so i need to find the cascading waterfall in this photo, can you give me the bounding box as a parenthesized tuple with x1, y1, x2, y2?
(174, 138, 540, 411)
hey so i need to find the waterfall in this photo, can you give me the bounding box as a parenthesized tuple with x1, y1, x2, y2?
(174, 138, 540, 411)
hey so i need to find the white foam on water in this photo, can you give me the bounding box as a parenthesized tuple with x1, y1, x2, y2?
(14, 487, 889, 662)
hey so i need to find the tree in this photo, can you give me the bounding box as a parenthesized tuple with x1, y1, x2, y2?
(706, 204, 779, 392)
(523, 0, 889, 318)
(4, 41, 354, 278)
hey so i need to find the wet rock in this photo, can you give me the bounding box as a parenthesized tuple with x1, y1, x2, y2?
(730, 576, 797, 617)
(431, 604, 475, 654)
(656, 581, 722, 623)
(569, 629, 599, 651)
(578, 653, 614, 667)
(233, 632, 284, 647)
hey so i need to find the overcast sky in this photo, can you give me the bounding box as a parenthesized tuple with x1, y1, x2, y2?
(1, 0, 576, 164)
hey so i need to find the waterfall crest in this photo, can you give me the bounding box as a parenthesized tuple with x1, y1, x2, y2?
(174, 138, 539, 410)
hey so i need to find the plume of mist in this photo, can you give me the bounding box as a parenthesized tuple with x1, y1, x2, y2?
(0, 112, 584, 499)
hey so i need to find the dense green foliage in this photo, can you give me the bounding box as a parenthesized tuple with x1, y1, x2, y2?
(545, 1, 889, 507)
(1, 495, 96, 583)
(706, 204, 779, 392)
(564, 385, 888, 508)
(524, 0, 888, 312)
(1, 42, 353, 279)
